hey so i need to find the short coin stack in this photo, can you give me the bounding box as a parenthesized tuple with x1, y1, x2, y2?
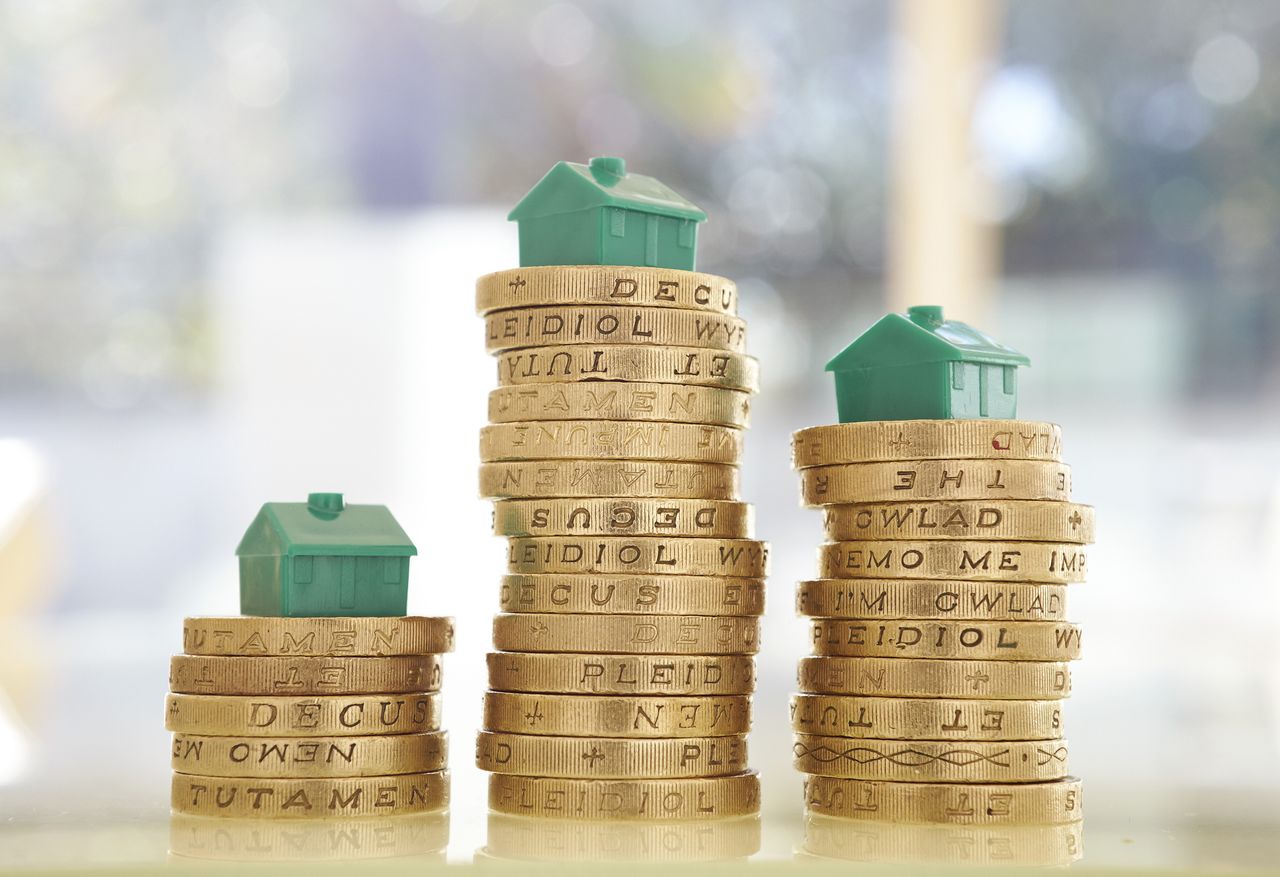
(476, 264, 766, 820)
(789, 419, 1093, 855)
(167, 615, 454, 821)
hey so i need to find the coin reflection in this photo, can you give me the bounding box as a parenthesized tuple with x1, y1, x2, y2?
(799, 811, 1082, 866)
(168, 811, 449, 863)
(479, 812, 761, 863)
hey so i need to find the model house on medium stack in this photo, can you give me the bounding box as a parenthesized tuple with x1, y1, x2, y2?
(826, 305, 1031, 423)
(509, 156, 707, 270)
(236, 492, 417, 617)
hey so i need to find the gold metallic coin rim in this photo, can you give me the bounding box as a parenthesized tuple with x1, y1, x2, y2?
(821, 501, 1095, 544)
(479, 460, 740, 500)
(492, 497, 754, 538)
(168, 654, 443, 696)
(809, 619, 1083, 661)
(164, 692, 442, 736)
(487, 772, 761, 820)
(791, 420, 1064, 467)
(801, 459, 1072, 506)
(796, 656, 1073, 699)
(170, 770, 451, 819)
(818, 540, 1088, 584)
(506, 535, 769, 577)
(480, 420, 744, 464)
(487, 382, 752, 427)
(802, 774, 1083, 824)
(500, 573, 765, 616)
(495, 344, 760, 392)
(483, 691, 752, 737)
(492, 613, 761, 655)
(181, 616, 455, 657)
(171, 731, 449, 778)
(484, 305, 748, 354)
(795, 579, 1068, 621)
(486, 651, 757, 695)
(792, 733, 1071, 781)
(475, 730, 750, 778)
(788, 693, 1064, 740)
(476, 265, 739, 315)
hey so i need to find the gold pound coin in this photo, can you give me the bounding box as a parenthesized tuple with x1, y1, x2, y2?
(488, 383, 751, 427)
(182, 616, 454, 657)
(792, 421, 1064, 467)
(169, 812, 451, 862)
(500, 574, 764, 616)
(496, 345, 759, 392)
(488, 773, 760, 820)
(507, 536, 768, 577)
(819, 540, 1087, 584)
(480, 460, 739, 500)
(483, 812, 761, 862)
(796, 579, 1067, 621)
(803, 775, 1083, 825)
(493, 498, 754, 538)
(811, 620, 1082, 661)
(789, 694, 1063, 740)
(476, 731, 748, 778)
(165, 692, 441, 736)
(492, 613, 760, 655)
(797, 657, 1072, 700)
(822, 501, 1094, 544)
(169, 655, 442, 696)
(483, 691, 751, 737)
(487, 652, 756, 696)
(476, 266, 738, 315)
(172, 731, 448, 778)
(171, 771, 449, 819)
(480, 421, 743, 464)
(801, 812, 1082, 866)
(793, 734, 1070, 782)
(801, 460, 1071, 506)
(485, 306, 747, 354)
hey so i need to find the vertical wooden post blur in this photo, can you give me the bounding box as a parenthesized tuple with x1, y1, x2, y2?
(887, 0, 1002, 323)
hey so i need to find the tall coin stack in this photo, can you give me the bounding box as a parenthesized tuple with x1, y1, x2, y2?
(473, 156, 765, 825)
(166, 493, 454, 832)
(788, 307, 1093, 867)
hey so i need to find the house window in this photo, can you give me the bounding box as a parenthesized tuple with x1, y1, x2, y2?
(1003, 365, 1016, 394)
(951, 363, 965, 390)
(294, 555, 314, 584)
(678, 219, 694, 248)
(609, 208, 626, 237)
(384, 558, 400, 584)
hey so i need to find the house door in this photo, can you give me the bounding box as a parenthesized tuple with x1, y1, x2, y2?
(644, 215, 659, 266)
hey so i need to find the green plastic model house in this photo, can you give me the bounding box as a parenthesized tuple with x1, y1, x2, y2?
(826, 305, 1031, 423)
(509, 156, 707, 270)
(236, 492, 417, 617)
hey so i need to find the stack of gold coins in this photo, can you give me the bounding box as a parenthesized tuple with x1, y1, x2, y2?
(166, 616, 454, 824)
(475, 265, 766, 821)
(788, 420, 1093, 860)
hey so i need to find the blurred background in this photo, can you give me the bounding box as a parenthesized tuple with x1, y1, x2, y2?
(1, 0, 1279, 869)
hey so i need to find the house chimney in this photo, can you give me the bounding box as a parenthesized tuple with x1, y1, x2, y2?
(589, 156, 626, 184)
(307, 492, 345, 514)
(907, 305, 945, 329)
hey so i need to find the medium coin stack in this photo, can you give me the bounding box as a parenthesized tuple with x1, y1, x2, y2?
(167, 616, 454, 821)
(789, 419, 1093, 843)
(476, 264, 766, 820)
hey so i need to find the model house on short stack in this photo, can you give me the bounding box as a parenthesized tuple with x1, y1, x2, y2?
(236, 492, 416, 617)
(826, 305, 1031, 423)
(509, 156, 707, 269)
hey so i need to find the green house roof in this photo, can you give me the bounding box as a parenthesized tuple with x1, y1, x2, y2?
(236, 493, 417, 558)
(826, 305, 1031, 372)
(508, 157, 707, 222)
